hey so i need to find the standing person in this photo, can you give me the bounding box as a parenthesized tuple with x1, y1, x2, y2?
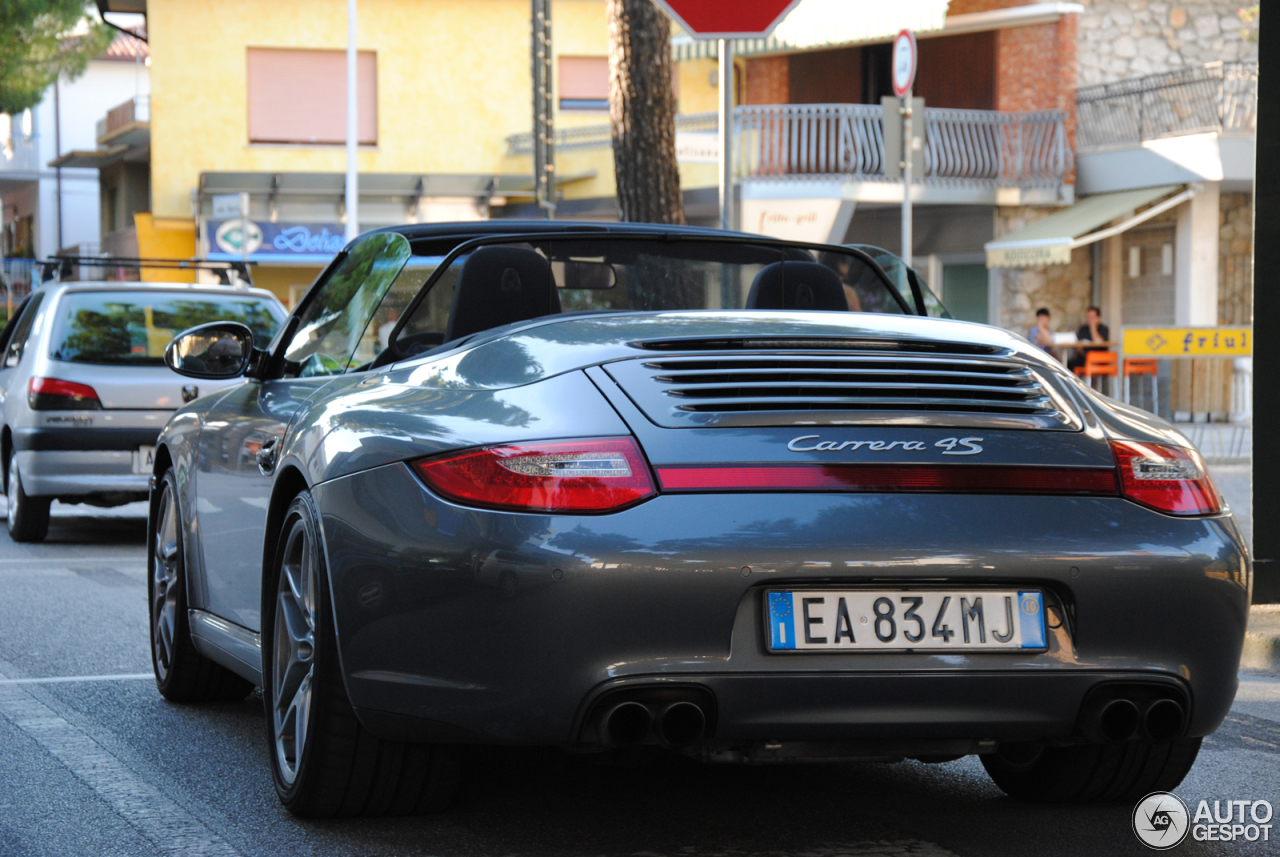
(1069, 306, 1110, 371)
(1027, 307, 1055, 355)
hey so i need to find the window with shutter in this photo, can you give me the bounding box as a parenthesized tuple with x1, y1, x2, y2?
(558, 56, 609, 111)
(247, 48, 377, 145)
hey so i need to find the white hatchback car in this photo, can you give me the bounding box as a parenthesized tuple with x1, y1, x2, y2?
(0, 281, 286, 541)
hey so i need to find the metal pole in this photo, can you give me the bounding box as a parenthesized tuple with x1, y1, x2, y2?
(718, 38, 734, 231)
(901, 89, 912, 267)
(532, 0, 555, 218)
(344, 0, 359, 242)
(54, 78, 63, 253)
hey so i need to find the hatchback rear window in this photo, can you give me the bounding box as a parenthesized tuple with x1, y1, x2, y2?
(50, 291, 285, 366)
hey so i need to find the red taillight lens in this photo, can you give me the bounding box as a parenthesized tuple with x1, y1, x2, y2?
(1110, 440, 1221, 516)
(657, 464, 1118, 495)
(413, 437, 656, 513)
(28, 377, 102, 411)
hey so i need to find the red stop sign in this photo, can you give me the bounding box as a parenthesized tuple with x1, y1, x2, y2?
(651, 0, 802, 39)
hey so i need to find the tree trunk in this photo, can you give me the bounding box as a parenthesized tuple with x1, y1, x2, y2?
(607, 0, 685, 224)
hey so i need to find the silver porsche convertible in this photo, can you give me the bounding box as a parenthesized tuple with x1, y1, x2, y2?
(149, 222, 1249, 817)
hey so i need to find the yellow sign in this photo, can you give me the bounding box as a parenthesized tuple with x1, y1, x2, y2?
(1122, 327, 1252, 358)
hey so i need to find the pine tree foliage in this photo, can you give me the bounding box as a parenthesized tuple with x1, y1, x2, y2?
(0, 1, 114, 115)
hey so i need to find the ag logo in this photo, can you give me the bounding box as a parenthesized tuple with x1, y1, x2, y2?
(1133, 791, 1190, 849)
(215, 219, 264, 256)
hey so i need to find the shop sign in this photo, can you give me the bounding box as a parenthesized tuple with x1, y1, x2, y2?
(208, 220, 345, 260)
(1122, 326, 1252, 357)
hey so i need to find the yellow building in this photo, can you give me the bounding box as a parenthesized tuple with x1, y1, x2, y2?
(98, 0, 720, 304)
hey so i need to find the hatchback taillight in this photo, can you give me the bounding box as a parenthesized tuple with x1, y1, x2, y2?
(28, 377, 102, 411)
(1110, 440, 1221, 516)
(413, 437, 656, 513)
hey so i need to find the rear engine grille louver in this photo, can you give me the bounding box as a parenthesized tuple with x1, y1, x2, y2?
(604, 349, 1079, 430)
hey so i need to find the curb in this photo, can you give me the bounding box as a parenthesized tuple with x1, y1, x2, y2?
(1241, 605, 1280, 672)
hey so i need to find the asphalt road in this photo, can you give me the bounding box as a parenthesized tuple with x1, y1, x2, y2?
(0, 496, 1276, 857)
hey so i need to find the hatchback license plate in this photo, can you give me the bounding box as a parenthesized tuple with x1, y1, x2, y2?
(766, 590, 1046, 652)
(133, 445, 156, 476)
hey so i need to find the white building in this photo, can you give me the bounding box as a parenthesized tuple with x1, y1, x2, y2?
(0, 31, 150, 283)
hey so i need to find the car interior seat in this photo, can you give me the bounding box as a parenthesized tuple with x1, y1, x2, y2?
(444, 246, 562, 342)
(745, 261, 848, 311)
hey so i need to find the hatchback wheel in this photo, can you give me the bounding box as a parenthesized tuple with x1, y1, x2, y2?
(7, 455, 50, 543)
(149, 469, 253, 702)
(265, 491, 461, 817)
(981, 737, 1202, 802)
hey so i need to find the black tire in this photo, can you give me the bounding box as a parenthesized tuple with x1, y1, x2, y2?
(149, 469, 254, 702)
(981, 737, 1202, 803)
(264, 491, 461, 818)
(7, 454, 50, 543)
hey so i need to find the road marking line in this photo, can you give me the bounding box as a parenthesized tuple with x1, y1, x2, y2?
(0, 673, 154, 686)
(0, 675, 242, 856)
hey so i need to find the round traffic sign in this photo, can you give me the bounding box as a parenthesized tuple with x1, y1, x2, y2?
(892, 29, 917, 98)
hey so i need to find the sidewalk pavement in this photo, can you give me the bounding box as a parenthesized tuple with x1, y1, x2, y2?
(1242, 604, 1280, 672)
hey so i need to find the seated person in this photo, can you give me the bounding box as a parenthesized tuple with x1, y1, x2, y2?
(1068, 306, 1110, 371)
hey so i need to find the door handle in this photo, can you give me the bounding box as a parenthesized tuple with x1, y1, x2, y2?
(256, 438, 279, 475)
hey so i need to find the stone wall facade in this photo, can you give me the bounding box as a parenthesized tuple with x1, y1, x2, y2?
(1076, 1, 1258, 86)
(995, 206, 1094, 336)
(1219, 191, 1253, 325)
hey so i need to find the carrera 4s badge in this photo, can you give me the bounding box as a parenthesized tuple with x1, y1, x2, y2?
(787, 435, 985, 455)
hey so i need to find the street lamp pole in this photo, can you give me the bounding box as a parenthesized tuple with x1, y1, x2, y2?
(718, 38, 734, 231)
(345, 0, 359, 243)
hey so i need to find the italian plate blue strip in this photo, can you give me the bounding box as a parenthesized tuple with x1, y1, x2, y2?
(1018, 591, 1046, 648)
(768, 591, 796, 649)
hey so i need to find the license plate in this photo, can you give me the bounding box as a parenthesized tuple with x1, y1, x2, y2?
(765, 589, 1046, 652)
(133, 445, 156, 475)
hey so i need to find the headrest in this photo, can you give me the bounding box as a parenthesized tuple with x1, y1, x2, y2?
(444, 246, 561, 342)
(745, 261, 848, 312)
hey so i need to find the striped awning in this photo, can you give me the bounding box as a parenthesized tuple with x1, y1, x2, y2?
(671, 0, 949, 61)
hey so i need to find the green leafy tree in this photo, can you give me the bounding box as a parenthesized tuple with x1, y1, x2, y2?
(0, 1, 114, 115)
(1238, 5, 1259, 42)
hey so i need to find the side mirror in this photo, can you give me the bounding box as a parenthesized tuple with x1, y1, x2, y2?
(165, 322, 255, 380)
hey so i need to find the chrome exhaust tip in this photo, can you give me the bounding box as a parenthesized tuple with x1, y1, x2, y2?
(602, 701, 652, 746)
(1097, 698, 1140, 742)
(1142, 698, 1186, 742)
(655, 701, 706, 748)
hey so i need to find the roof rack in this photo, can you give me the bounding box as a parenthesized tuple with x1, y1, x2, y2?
(39, 257, 254, 287)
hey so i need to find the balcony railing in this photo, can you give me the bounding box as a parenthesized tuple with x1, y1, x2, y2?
(506, 112, 717, 154)
(507, 106, 1072, 189)
(96, 94, 150, 143)
(736, 104, 1072, 188)
(0, 133, 40, 173)
(1076, 62, 1257, 152)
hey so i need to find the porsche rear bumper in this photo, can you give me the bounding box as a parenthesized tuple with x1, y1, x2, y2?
(314, 461, 1249, 747)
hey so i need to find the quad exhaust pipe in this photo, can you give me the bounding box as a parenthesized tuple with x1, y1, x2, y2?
(600, 699, 708, 748)
(655, 701, 706, 748)
(1141, 698, 1186, 742)
(601, 701, 652, 746)
(1082, 694, 1185, 743)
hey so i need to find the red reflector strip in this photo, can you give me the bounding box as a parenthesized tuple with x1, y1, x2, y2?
(656, 464, 1119, 495)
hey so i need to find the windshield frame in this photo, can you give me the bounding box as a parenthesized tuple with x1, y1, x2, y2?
(379, 231, 918, 361)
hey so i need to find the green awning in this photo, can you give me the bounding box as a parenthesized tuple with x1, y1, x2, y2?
(671, 0, 948, 61)
(985, 185, 1190, 268)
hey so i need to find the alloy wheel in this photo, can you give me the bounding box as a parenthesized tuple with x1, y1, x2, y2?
(151, 485, 180, 681)
(273, 517, 318, 785)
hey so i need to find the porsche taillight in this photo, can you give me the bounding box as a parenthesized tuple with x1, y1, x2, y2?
(413, 437, 656, 513)
(1110, 440, 1221, 516)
